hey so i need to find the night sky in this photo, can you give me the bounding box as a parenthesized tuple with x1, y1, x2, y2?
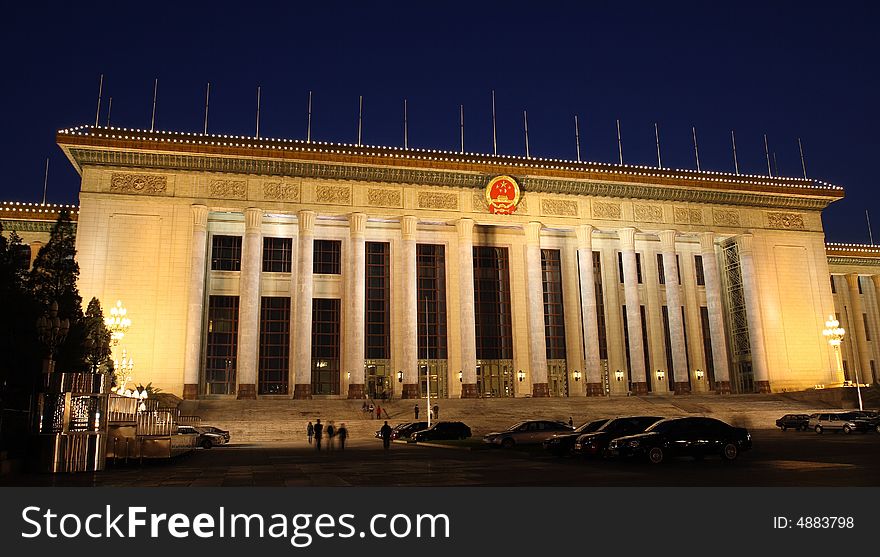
(2, 1, 877, 242)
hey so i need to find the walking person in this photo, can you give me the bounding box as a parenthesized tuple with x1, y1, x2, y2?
(414, 405, 419, 420)
(327, 421, 336, 451)
(368, 402, 375, 419)
(375, 404, 381, 420)
(568, 416, 574, 427)
(306, 421, 314, 445)
(337, 423, 348, 451)
(314, 419, 323, 451)
(380, 420, 393, 450)
(433, 404, 439, 420)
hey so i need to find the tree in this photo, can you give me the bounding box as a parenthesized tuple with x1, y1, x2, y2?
(83, 297, 113, 374)
(29, 209, 82, 322)
(0, 225, 41, 388)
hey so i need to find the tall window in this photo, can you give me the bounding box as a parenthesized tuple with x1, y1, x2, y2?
(695, 255, 705, 286)
(313, 239, 341, 274)
(366, 242, 390, 359)
(864, 313, 872, 342)
(830, 276, 836, 294)
(311, 298, 340, 395)
(700, 307, 715, 387)
(205, 296, 239, 394)
(593, 251, 608, 360)
(474, 246, 513, 360)
(858, 277, 864, 294)
(262, 237, 292, 273)
(417, 244, 448, 359)
(542, 249, 566, 360)
(657, 253, 666, 285)
(617, 252, 642, 283)
(211, 235, 242, 271)
(640, 305, 651, 392)
(259, 297, 290, 394)
(662, 306, 674, 390)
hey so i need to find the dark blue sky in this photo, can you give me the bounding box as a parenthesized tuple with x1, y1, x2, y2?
(2, 1, 877, 241)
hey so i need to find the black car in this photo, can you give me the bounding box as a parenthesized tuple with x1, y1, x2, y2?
(571, 416, 664, 458)
(412, 421, 472, 442)
(376, 421, 429, 440)
(543, 418, 610, 456)
(607, 417, 751, 464)
(775, 414, 810, 431)
(852, 410, 880, 434)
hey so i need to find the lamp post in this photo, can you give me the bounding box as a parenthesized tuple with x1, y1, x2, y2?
(36, 301, 70, 377)
(614, 369, 624, 382)
(823, 314, 861, 411)
(695, 369, 704, 381)
(517, 369, 525, 382)
(104, 300, 131, 345)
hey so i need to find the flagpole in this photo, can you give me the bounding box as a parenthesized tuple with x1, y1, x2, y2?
(106, 97, 113, 127)
(731, 130, 740, 175)
(523, 110, 530, 158)
(42, 157, 49, 205)
(94, 74, 103, 127)
(654, 122, 662, 168)
(150, 78, 158, 132)
(357, 95, 363, 146)
(460, 104, 465, 153)
(693, 126, 701, 171)
(255, 86, 261, 138)
(491, 90, 497, 156)
(403, 98, 408, 149)
(798, 137, 807, 179)
(307, 90, 313, 142)
(574, 115, 581, 162)
(764, 134, 772, 176)
(867, 210, 875, 246)
(424, 296, 431, 429)
(616, 119, 623, 165)
(203, 82, 210, 135)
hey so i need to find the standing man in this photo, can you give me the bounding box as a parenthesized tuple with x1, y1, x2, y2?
(380, 421, 393, 450)
(306, 421, 314, 445)
(314, 419, 324, 451)
(337, 423, 348, 451)
(414, 405, 420, 420)
(375, 404, 382, 420)
(433, 404, 439, 420)
(327, 421, 336, 451)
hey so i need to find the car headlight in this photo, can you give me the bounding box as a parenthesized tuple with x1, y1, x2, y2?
(627, 440, 640, 448)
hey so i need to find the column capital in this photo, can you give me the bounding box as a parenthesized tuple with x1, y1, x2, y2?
(698, 231, 716, 253)
(871, 274, 880, 288)
(298, 210, 316, 236)
(350, 212, 367, 237)
(575, 224, 594, 249)
(658, 230, 678, 252)
(401, 215, 418, 239)
(736, 233, 753, 255)
(618, 227, 637, 251)
(456, 218, 474, 241)
(524, 221, 543, 245)
(191, 204, 208, 229)
(244, 207, 263, 231)
(845, 273, 861, 288)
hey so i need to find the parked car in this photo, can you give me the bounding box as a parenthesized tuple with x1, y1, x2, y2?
(571, 416, 664, 458)
(483, 420, 573, 448)
(852, 410, 880, 433)
(376, 422, 429, 440)
(200, 425, 231, 443)
(412, 421, 472, 442)
(543, 418, 611, 456)
(775, 414, 811, 431)
(607, 417, 751, 464)
(808, 412, 872, 434)
(178, 425, 229, 449)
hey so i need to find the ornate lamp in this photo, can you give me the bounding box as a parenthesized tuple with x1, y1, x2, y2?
(397, 370, 403, 383)
(656, 369, 665, 382)
(695, 368, 704, 381)
(823, 314, 860, 410)
(517, 369, 526, 382)
(104, 300, 131, 345)
(573, 370, 582, 382)
(614, 369, 624, 382)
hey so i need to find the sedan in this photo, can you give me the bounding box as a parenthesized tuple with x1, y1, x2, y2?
(483, 420, 573, 449)
(542, 418, 610, 456)
(178, 425, 228, 449)
(412, 421, 472, 442)
(775, 414, 810, 431)
(375, 421, 429, 440)
(607, 417, 751, 464)
(571, 416, 664, 458)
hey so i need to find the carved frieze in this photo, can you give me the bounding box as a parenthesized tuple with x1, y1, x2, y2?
(592, 201, 621, 220)
(367, 188, 402, 208)
(263, 182, 300, 202)
(473, 192, 527, 213)
(674, 206, 703, 225)
(633, 204, 663, 223)
(541, 198, 579, 217)
(315, 185, 352, 205)
(418, 191, 458, 210)
(110, 173, 167, 194)
(209, 179, 247, 199)
(767, 212, 805, 230)
(713, 209, 740, 227)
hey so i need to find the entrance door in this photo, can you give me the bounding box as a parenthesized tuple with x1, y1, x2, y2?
(476, 360, 514, 397)
(735, 361, 754, 393)
(366, 361, 390, 400)
(548, 360, 569, 397)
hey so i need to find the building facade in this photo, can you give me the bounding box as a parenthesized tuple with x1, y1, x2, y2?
(44, 125, 852, 399)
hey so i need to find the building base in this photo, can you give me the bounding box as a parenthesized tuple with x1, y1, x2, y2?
(673, 382, 691, 395)
(631, 382, 648, 395)
(755, 380, 771, 393)
(715, 381, 732, 394)
(401, 384, 420, 399)
(293, 384, 312, 399)
(460, 383, 479, 398)
(237, 384, 256, 399)
(347, 383, 365, 399)
(585, 382, 605, 396)
(183, 383, 198, 400)
(532, 383, 550, 397)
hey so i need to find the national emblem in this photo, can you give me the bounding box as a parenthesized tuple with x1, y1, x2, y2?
(485, 175, 521, 215)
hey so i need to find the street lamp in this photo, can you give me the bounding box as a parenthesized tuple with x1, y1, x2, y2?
(458, 370, 463, 382)
(823, 314, 861, 411)
(695, 369, 704, 381)
(573, 370, 581, 382)
(104, 300, 131, 345)
(517, 369, 525, 382)
(656, 369, 665, 382)
(615, 369, 624, 382)
(397, 370, 403, 383)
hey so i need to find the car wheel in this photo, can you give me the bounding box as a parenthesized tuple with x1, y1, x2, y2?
(501, 438, 515, 449)
(876, 424, 880, 434)
(843, 425, 853, 435)
(815, 425, 823, 434)
(780, 425, 787, 431)
(721, 443, 739, 461)
(201, 439, 213, 449)
(648, 447, 664, 464)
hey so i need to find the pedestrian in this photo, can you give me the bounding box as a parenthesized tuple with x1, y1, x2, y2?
(327, 421, 336, 450)
(314, 419, 323, 450)
(414, 405, 420, 420)
(375, 404, 381, 420)
(368, 402, 375, 418)
(568, 416, 574, 427)
(307, 421, 314, 444)
(433, 404, 439, 420)
(337, 423, 348, 451)
(380, 420, 393, 450)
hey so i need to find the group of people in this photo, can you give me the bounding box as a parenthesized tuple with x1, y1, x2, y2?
(306, 419, 348, 451)
(362, 401, 385, 419)
(413, 404, 440, 420)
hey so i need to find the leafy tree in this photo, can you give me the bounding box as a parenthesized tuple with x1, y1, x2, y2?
(0, 225, 41, 389)
(83, 297, 113, 373)
(29, 209, 82, 322)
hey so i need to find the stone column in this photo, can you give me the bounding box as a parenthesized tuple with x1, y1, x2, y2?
(525, 222, 550, 397)
(400, 216, 420, 399)
(235, 207, 262, 399)
(293, 210, 315, 399)
(457, 218, 479, 398)
(576, 225, 603, 396)
(347, 213, 367, 399)
(183, 204, 208, 400)
(699, 232, 731, 393)
(846, 273, 871, 383)
(619, 228, 648, 394)
(738, 234, 770, 392)
(659, 230, 689, 395)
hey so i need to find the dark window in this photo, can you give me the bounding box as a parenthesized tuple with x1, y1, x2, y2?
(842, 359, 849, 381)
(637, 253, 643, 284)
(262, 237, 292, 273)
(662, 306, 674, 390)
(700, 307, 715, 387)
(474, 246, 513, 360)
(641, 305, 651, 392)
(205, 296, 239, 394)
(313, 239, 341, 274)
(417, 244, 448, 359)
(695, 255, 705, 286)
(594, 251, 608, 360)
(259, 297, 290, 394)
(864, 313, 872, 342)
(366, 242, 390, 359)
(871, 360, 877, 384)
(830, 276, 836, 294)
(657, 254, 665, 285)
(211, 235, 242, 271)
(541, 249, 566, 360)
(622, 306, 631, 385)
(11, 244, 31, 271)
(311, 298, 340, 395)
(617, 252, 643, 284)
(858, 277, 863, 294)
